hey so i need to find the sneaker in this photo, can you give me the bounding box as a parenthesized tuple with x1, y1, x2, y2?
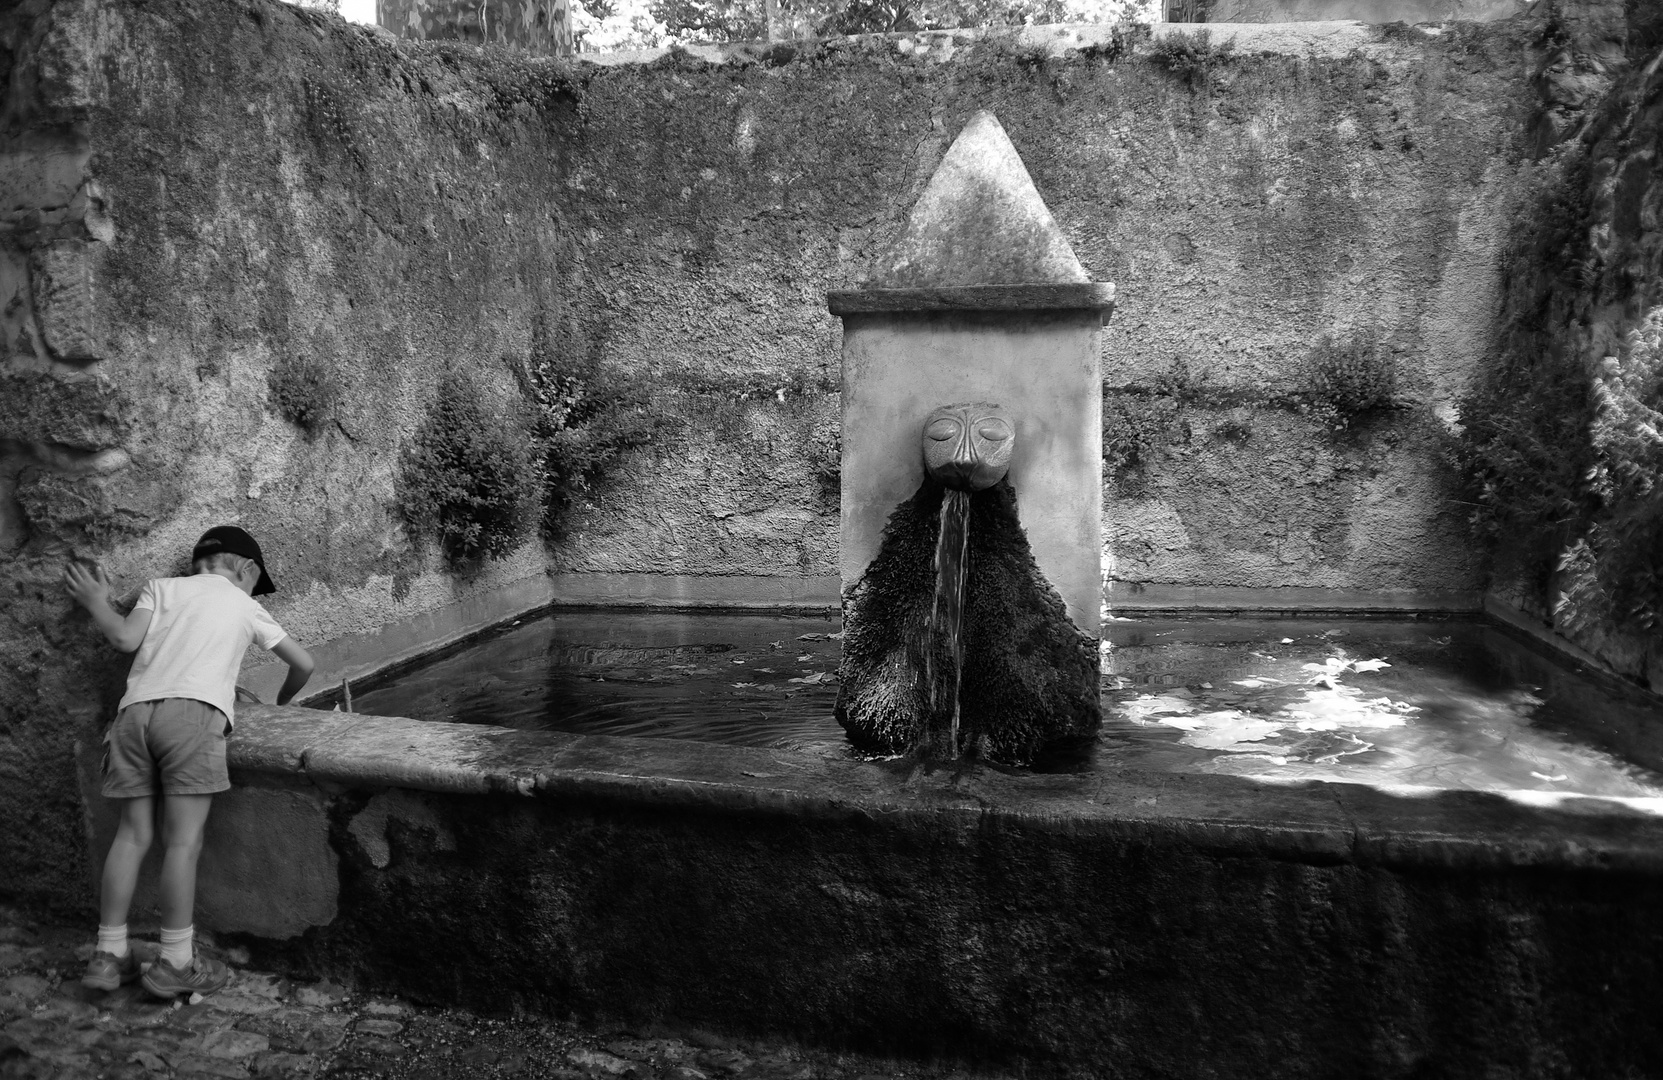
(81, 948, 142, 992)
(141, 952, 230, 1000)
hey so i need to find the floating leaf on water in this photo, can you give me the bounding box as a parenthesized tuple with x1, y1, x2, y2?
(732, 682, 758, 689)
(797, 654, 814, 662)
(787, 671, 836, 684)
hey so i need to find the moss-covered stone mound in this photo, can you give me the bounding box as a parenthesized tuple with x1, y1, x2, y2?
(836, 479, 1100, 766)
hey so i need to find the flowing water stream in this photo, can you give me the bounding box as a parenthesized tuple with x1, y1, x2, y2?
(928, 489, 972, 757)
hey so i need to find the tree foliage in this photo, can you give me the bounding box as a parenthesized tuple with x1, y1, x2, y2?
(397, 370, 539, 568)
(574, 0, 1155, 50)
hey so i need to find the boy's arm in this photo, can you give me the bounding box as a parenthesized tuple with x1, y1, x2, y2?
(63, 564, 152, 653)
(269, 638, 315, 706)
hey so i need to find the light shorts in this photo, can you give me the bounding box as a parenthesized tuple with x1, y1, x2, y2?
(101, 698, 230, 799)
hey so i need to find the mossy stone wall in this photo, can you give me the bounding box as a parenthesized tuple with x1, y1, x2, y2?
(0, 0, 1577, 909)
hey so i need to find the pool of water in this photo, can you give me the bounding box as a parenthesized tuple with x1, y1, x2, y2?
(350, 611, 1663, 802)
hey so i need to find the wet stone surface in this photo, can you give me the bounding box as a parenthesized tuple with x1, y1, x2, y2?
(0, 908, 1011, 1080)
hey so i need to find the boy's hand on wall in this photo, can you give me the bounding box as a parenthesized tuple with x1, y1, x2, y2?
(64, 563, 152, 651)
(63, 562, 112, 611)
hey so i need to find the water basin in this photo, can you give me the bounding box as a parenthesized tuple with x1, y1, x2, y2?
(349, 611, 1663, 805)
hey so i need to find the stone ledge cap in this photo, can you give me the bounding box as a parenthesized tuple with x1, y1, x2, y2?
(828, 282, 1115, 314)
(227, 706, 1663, 876)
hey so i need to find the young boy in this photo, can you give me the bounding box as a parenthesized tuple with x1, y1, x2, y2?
(65, 525, 315, 999)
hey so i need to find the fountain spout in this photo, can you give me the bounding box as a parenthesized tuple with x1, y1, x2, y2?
(920, 403, 1011, 758)
(829, 110, 1113, 767)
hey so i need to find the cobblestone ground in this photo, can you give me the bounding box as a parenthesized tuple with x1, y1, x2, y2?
(1, 908, 1014, 1080)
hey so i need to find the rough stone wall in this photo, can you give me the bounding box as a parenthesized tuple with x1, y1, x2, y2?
(0, 0, 1558, 909)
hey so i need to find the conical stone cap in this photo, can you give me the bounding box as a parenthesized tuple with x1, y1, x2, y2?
(869, 110, 1089, 289)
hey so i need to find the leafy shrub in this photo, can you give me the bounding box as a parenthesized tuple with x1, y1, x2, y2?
(1148, 27, 1235, 91)
(1453, 144, 1599, 601)
(1556, 308, 1663, 629)
(1303, 330, 1398, 430)
(396, 370, 538, 567)
(266, 353, 340, 437)
(514, 328, 665, 540)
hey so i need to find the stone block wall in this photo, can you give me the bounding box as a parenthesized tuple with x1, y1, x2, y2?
(0, 0, 1602, 909)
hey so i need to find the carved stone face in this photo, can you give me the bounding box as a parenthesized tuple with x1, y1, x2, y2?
(922, 402, 1014, 491)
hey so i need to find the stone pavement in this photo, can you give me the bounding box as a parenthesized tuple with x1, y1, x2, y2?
(0, 908, 1015, 1080)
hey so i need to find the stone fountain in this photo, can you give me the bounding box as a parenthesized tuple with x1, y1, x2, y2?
(828, 110, 1116, 766)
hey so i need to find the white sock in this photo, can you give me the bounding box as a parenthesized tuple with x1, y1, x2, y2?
(159, 925, 193, 968)
(96, 924, 128, 959)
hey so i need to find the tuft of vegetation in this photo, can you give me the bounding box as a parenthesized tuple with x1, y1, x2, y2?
(1102, 389, 1181, 478)
(266, 353, 341, 438)
(1147, 27, 1235, 91)
(1077, 20, 1151, 62)
(513, 325, 666, 542)
(396, 370, 538, 567)
(1210, 410, 1252, 443)
(807, 414, 841, 504)
(1302, 329, 1398, 430)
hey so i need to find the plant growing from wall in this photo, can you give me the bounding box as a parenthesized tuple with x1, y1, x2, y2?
(396, 370, 538, 567)
(266, 353, 341, 438)
(1102, 389, 1181, 481)
(806, 414, 841, 505)
(1303, 329, 1398, 431)
(514, 326, 665, 541)
(1147, 28, 1235, 92)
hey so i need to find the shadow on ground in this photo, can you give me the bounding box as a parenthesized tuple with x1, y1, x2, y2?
(0, 907, 1010, 1080)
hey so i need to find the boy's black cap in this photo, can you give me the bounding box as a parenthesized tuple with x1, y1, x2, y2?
(192, 525, 275, 595)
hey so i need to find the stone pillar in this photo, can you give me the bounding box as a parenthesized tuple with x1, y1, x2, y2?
(829, 110, 1113, 635)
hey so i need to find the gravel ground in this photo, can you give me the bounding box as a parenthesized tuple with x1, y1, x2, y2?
(0, 907, 1017, 1080)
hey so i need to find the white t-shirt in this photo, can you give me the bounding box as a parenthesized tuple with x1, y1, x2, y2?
(118, 574, 289, 730)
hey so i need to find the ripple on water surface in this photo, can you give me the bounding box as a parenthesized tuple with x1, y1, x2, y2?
(350, 612, 1663, 802)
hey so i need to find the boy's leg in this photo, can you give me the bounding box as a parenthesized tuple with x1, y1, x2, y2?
(83, 795, 153, 990)
(145, 790, 230, 997)
(87, 704, 161, 991)
(156, 792, 214, 940)
(99, 795, 155, 930)
(140, 700, 231, 998)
